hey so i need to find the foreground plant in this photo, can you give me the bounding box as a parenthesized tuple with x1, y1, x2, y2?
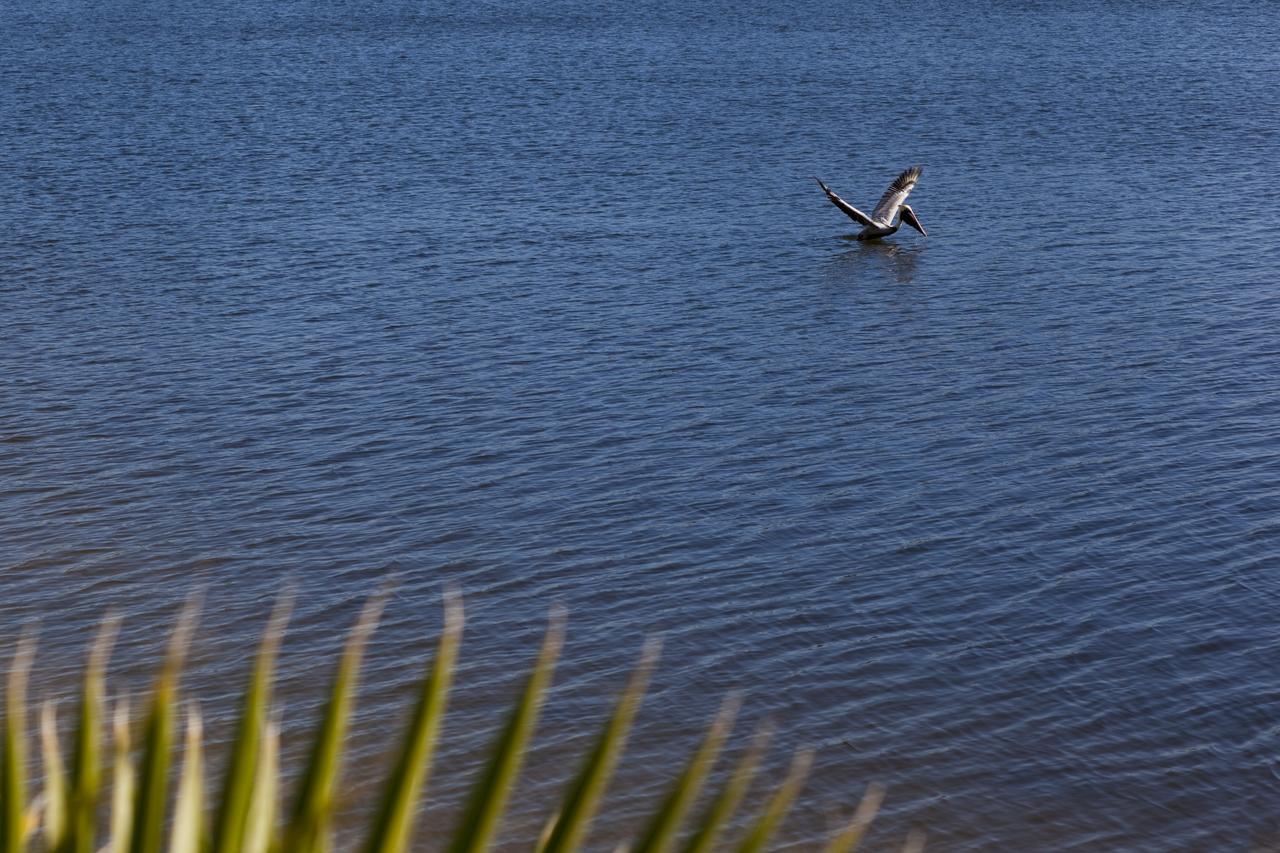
(0, 590, 902, 852)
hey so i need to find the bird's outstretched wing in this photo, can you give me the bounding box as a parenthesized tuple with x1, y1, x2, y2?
(871, 165, 923, 223)
(814, 177, 874, 227)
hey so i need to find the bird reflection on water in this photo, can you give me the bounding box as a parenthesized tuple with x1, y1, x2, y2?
(832, 238, 924, 285)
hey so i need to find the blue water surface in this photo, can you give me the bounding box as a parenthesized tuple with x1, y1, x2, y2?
(5, 0, 1280, 848)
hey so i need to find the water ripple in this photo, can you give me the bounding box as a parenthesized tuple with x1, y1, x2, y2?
(6, 0, 1280, 849)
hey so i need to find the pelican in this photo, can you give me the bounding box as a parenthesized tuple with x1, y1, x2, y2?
(814, 166, 927, 241)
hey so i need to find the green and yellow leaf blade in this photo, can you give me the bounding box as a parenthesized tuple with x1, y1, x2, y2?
(823, 784, 884, 853)
(681, 723, 772, 853)
(170, 706, 205, 853)
(1, 632, 35, 853)
(108, 699, 134, 853)
(361, 591, 464, 853)
(40, 700, 68, 849)
(540, 639, 660, 853)
(212, 591, 292, 853)
(128, 598, 198, 853)
(284, 590, 389, 853)
(735, 749, 812, 853)
(242, 714, 280, 853)
(446, 608, 565, 853)
(66, 617, 118, 853)
(633, 693, 740, 853)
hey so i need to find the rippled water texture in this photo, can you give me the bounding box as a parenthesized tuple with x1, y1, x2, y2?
(5, 0, 1280, 848)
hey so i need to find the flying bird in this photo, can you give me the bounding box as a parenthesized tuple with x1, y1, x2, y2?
(814, 166, 927, 241)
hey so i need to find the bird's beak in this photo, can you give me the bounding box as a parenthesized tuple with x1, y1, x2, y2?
(901, 205, 927, 236)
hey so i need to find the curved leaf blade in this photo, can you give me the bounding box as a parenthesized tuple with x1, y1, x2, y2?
(41, 701, 67, 849)
(284, 590, 388, 853)
(362, 591, 464, 853)
(170, 706, 205, 853)
(735, 749, 812, 853)
(128, 597, 199, 853)
(108, 700, 134, 853)
(212, 591, 292, 853)
(446, 608, 565, 853)
(243, 715, 280, 853)
(540, 639, 660, 853)
(823, 784, 884, 853)
(1, 633, 35, 853)
(681, 723, 772, 853)
(633, 693, 740, 853)
(66, 617, 118, 853)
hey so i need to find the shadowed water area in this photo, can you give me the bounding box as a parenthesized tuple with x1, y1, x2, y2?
(5, 0, 1280, 848)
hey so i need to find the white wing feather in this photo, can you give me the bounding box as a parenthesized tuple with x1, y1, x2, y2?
(871, 165, 923, 224)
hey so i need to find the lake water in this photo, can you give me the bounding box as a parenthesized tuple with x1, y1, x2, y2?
(5, 0, 1280, 848)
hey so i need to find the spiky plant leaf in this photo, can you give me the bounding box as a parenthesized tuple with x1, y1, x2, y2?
(535, 811, 560, 853)
(680, 724, 772, 853)
(736, 749, 812, 853)
(170, 706, 205, 853)
(212, 591, 292, 853)
(539, 639, 660, 853)
(361, 591, 464, 853)
(823, 784, 884, 853)
(3, 593, 887, 853)
(445, 608, 566, 853)
(284, 590, 389, 853)
(41, 700, 68, 849)
(129, 598, 199, 853)
(242, 715, 280, 853)
(66, 617, 118, 853)
(633, 694, 740, 853)
(109, 700, 134, 853)
(1, 632, 35, 853)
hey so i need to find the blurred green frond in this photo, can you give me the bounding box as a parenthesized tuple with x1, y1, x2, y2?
(0, 590, 891, 852)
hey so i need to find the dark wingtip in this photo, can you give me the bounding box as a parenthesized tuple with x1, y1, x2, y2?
(894, 165, 923, 189)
